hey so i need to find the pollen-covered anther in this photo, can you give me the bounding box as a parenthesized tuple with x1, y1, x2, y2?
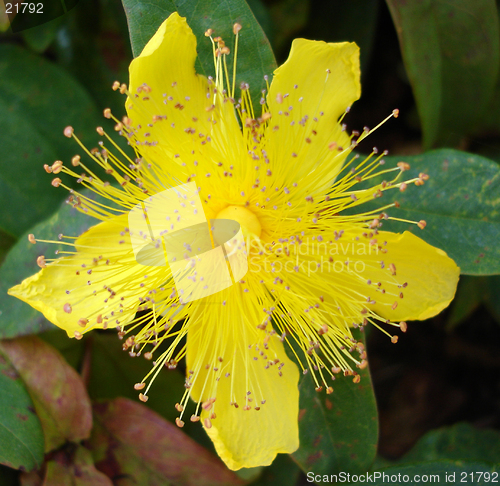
(43, 164, 52, 173)
(419, 172, 430, 181)
(202, 398, 216, 410)
(204, 28, 213, 37)
(204, 418, 213, 429)
(71, 155, 81, 167)
(400, 321, 408, 332)
(393, 109, 400, 118)
(353, 375, 361, 384)
(139, 393, 148, 402)
(397, 162, 410, 171)
(36, 255, 46, 268)
(389, 263, 397, 275)
(51, 178, 62, 187)
(176, 418, 185, 428)
(233, 23, 242, 34)
(78, 318, 88, 327)
(391, 335, 399, 344)
(63, 126, 74, 138)
(63, 303, 72, 313)
(51, 160, 63, 174)
(96, 126, 104, 136)
(112, 81, 120, 91)
(399, 182, 407, 192)
(103, 108, 111, 118)
(417, 220, 427, 230)
(175, 403, 184, 412)
(119, 83, 127, 95)
(74, 331, 83, 340)
(331, 366, 341, 374)
(318, 324, 329, 335)
(190, 415, 200, 422)
(134, 383, 145, 390)
(28, 234, 36, 244)
(144, 352, 153, 360)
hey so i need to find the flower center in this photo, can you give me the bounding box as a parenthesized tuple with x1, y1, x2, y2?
(215, 205, 262, 238)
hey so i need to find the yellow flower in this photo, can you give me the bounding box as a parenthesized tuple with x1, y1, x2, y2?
(9, 13, 459, 470)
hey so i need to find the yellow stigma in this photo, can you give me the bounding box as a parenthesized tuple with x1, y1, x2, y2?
(216, 205, 262, 238)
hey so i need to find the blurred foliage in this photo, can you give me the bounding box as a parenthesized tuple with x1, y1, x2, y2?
(0, 0, 499, 485)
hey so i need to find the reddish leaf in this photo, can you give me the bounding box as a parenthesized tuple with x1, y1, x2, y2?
(90, 398, 244, 486)
(0, 336, 92, 452)
(43, 447, 113, 486)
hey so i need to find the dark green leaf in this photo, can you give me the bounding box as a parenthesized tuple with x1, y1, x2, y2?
(401, 423, 500, 464)
(21, 17, 64, 53)
(0, 351, 44, 471)
(485, 275, 500, 323)
(0, 197, 95, 339)
(122, 0, 277, 110)
(0, 44, 101, 237)
(251, 454, 300, 486)
(90, 398, 244, 486)
(0, 337, 92, 453)
(358, 462, 498, 486)
(292, 331, 378, 475)
(357, 149, 500, 275)
(447, 277, 485, 328)
(386, 0, 500, 149)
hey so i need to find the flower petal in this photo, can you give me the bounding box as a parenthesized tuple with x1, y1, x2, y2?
(186, 294, 300, 470)
(126, 13, 245, 178)
(358, 231, 460, 321)
(264, 39, 361, 191)
(8, 215, 157, 337)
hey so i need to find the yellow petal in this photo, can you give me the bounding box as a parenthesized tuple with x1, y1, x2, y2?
(8, 215, 158, 337)
(359, 231, 460, 321)
(186, 293, 300, 470)
(265, 39, 361, 190)
(126, 13, 244, 175)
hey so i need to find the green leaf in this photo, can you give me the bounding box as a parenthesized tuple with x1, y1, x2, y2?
(292, 331, 378, 475)
(359, 462, 498, 486)
(386, 0, 500, 149)
(0, 351, 44, 471)
(401, 423, 500, 464)
(0, 197, 95, 339)
(89, 398, 245, 486)
(251, 454, 300, 486)
(121, 0, 277, 110)
(0, 336, 92, 453)
(447, 277, 485, 328)
(357, 149, 500, 275)
(21, 17, 64, 53)
(0, 44, 101, 238)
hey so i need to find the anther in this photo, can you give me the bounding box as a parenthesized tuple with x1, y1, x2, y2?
(36, 255, 46, 268)
(103, 108, 111, 118)
(204, 418, 212, 429)
(28, 234, 36, 244)
(176, 418, 185, 428)
(43, 164, 52, 173)
(51, 178, 62, 187)
(204, 28, 213, 37)
(63, 303, 72, 313)
(71, 155, 81, 166)
(51, 160, 63, 174)
(397, 162, 410, 171)
(417, 220, 426, 229)
(96, 126, 104, 136)
(190, 415, 200, 422)
(391, 336, 399, 344)
(64, 126, 74, 138)
(78, 318, 88, 327)
(233, 23, 242, 34)
(134, 383, 145, 390)
(400, 321, 408, 332)
(139, 393, 148, 402)
(175, 403, 184, 412)
(74, 331, 83, 340)
(353, 375, 361, 384)
(112, 81, 120, 91)
(393, 109, 399, 118)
